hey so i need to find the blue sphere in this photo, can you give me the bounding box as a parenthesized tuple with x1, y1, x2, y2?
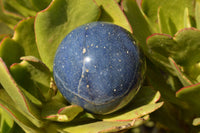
(53, 22, 144, 114)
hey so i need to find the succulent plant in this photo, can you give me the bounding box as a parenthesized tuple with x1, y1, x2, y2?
(0, 0, 200, 133)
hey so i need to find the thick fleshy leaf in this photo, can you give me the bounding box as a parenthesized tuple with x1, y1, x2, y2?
(121, 0, 153, 46)
(173, 28, 200, 66)
(42, 101, 83, 122)
(196, 1, 200, 29)
(176, 83, 200, 113)
(29, 0, 52, 11)
(98, 87, 163, 121)
(0, 58, 43, 127)
(0, 107, 14, 133)
(0, 89, 40, 133)
(62, 116, 149, 133)
(102, 102, 163, 121)
(146, 28, 200, 79)
(142, 0, 195, 32)
(146, 33, 176, 74)
(3, 0, 37, 17)
(0, 22, 13, 35)
(13, 17, 40, 59)
(157, 7, 171, 34)
(95, 0, 132, 33)
(184, 8, 191, 28)
(146, 59, 189, 109)
(0, 0, 22, 29)
(10, 58, 51, 105)
(169, 57, 193, 86)
(193, 117, 200, 126)
(0, 34, 9, 42)
(20, 56, 52, 100)
(35, 0, 100, 70)
(0, 37, 24, 66)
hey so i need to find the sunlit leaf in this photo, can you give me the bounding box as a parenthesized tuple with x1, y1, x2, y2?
(0, 89, 40, 133)
(13, 17, 40, 59)
(122, 0, 153, 46)
(62, 116, 149, 133)
(0, 107, 14, 133)
(176, 83, 200, 113)
(196, 1, 200, 29)
(142, 0, 195, 32)
(95, 0, 132, 33)
(3, 0, 36, 17)
(102, 102, 163, 121)
(0, 58, 44, 127)
(169, 57, 193, 86)
(42, 102, 83, 122)
(0, 37, 24, 67)
(157, 7, 170, 34)
(0, 0, 22, 29)
(35, 0, 100, 71)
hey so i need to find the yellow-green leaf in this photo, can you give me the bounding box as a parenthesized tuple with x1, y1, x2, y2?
(35, 0, 100, 71)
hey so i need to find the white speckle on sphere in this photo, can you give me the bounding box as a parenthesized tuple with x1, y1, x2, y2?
(82, 48, 86, 54)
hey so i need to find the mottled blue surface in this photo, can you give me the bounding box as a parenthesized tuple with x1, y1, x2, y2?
(53, 22, 143, 114)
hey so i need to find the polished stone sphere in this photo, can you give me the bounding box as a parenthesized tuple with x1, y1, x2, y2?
(53, 22, 144, 114)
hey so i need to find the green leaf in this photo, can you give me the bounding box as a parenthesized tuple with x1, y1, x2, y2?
(146, 28, 200, 80)
(176, 83, 200, 113)
(102, 102, 163, 121)
(146, 59, 189, 109)
(0, 58, 44, 128)
(0, 107, 14, 133)
(62, 116, 149, 133)
(193, 117, 200, 126)
(29, 0, 52, 11)
(196, 1, 200, 29)
(0, 22, 13, 35)
(0, 37, 24, 67)
(173, 28, 200, 66)
(3, 0, 37, 17)
(0, 0, 22, 29)
(122, 0, 153, 46)
(95, 0, 132, 33)
(98, 87, 163, 121)
(184, 7, 191, 28)
(35, 0, 100, 71)
(169, 57, 193, 86)
(157, 7, 170, 34)
(142, 0, 195, 32)
(0, 89, 40, 133)
(13, 17, 40, 59)
(42, 101, 83, 122)
(146, 33, 176, 74)
(10, 57, 52, 105)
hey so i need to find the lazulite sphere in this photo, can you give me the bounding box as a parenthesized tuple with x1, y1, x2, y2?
(53, 22, 144, 114)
